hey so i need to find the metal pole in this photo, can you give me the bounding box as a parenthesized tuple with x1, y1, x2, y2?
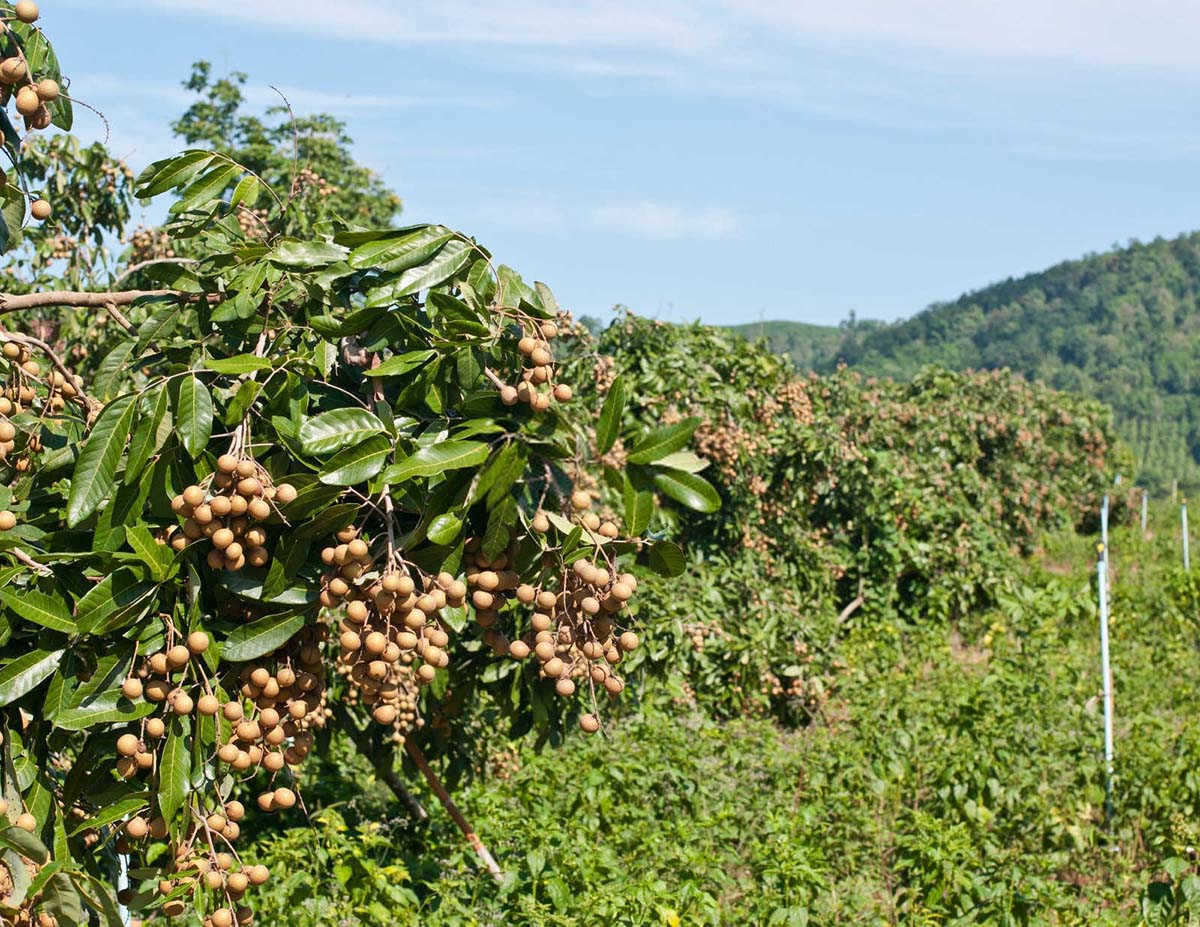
(118, 853, 130, 925)
(1183, 500, 1190, 571)
(1141, 489, 1148, 536)
(1097, 546, 1114, 826)
(1101, 493, 1109, 554)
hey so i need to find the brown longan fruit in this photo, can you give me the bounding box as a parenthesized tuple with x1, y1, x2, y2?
(530, 346, 552, 366)
(187, 630, 210, 654)
(517, 336, 537, 355)
(0, 58, 24, 84)
(0, 422, 14, 442)
(579, 714, 600, 733)
(540, 321, 558, 339)
(247, 864, 269, 886)
(116, 733, 139, 756)
(248, 497, 271, 520)
(124, 816, 148, 838)
(166, 644, 190, 668)
(209, 495, 232, 517)
(34, 79, 57, 102)
(197, 693, 220, 715)
(570, 490, 591, 511)
(222, 701, 244, 721)
(508, 640, 531, 659)
(237, 477, 261, 497)
(0, 510, 15, 531)
(225, 800, 246, 822)
(182, 485, 205, 507)
(145, 717, 165, 738)
(14, 1, 38, 23)
(543, 657, 565, 678)
(206, 548, 225, 570)
(121, 677, 143, 699)
(499, 385, 518, 405)
(555, 678, 576, 697)
(275, 483, 297, 504)
(207, 526, 233, 549)
(170, 691, 194, 715)
(619, 631, 639, 651)
(144, 679, 171, 701)
(14, 86, 38, 116)
(211, 910, 233, 927)
(272, 787, 297, 809)
(552, 384, 573, 402)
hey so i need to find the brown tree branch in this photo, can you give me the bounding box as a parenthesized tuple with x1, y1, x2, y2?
(0, 290, 216, 313)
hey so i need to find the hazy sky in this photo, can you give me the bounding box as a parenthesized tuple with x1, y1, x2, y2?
(44, 1, 1200, 326)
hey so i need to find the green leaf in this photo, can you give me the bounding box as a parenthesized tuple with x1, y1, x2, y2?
(230, 174, 261, 209)
(53, 692, 155, 731)
(0, 588, 75, 634)
(268, 238, 349, 268)
(624, 484, 654, 536)
(382, 441, 489, 484)
(654, 450, 710, 473)
(319, 435, 391, 486)
(362, 350, 437, 378)
(391, 239, 474, 298)
(66, 395, 136, 527)
(0, 650, 63, 707)
(347, 225, 454, 272)
(299, 408, 385, 456)
(646, 540, 686, 578)
(170, 162, 239, 213)
(222, 611, 306, 662)
(595, 377, 627, 455)
(626, 417, 700, 464)
(427, 513, 463, 546)
(173, 374, 213, 459)
(135, 150, 215, 198)
(68, 795, 149, 836)
(124, 525, 177, 582)
(157, 717, 191, 823)
(0, 825, 47, 864)
(652, 469, 721, 513)
(126, 387, 170, 477)
(204, 354, 273, 375)
(74, 571, 155, 636)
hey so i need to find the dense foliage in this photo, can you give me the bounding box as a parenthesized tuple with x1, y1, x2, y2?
(742, 233, 1200, 492)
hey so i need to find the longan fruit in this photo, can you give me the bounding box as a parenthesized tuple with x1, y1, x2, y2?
(0, 58, 25, 84)
(209, 495, 232, 517)
(121, 677, 143, 700)
(206, 548, 225, 570)
(222, 700, 244, 722)
(499, 385, 518, 405)
(116, 733, 139, 756)
(275, 483, 297, 504)
(579, 714, 600, 734)
(187, 630, 210, 654)
(237, 477, 261, 497)
(197, 693, 220, 715)
(34, 79, 57, 104)
(0, 422, 14, 442)
(570, 490, 591, 511)
(552, 383, 573, 402)
(14, 86, 38, 116)
(540, 321, 558, 339)
(14, 1, 38, 23)
(182, 485, 205, 507)
(247, 546, 269, 567)
(417, 663, 436, 682)
(347, 538, 369, 560)
(247, 864, 269, 886)
(124, 816, 148, 838)
(364, 631, 387, 655)
(543, 657, 565, 678)
(248, 497, 271, 520)
(166, 644, 190, 668)
(555, 678, 576, 697)
(619, 631, 639, 651)
(170, 691, 194, 715)
(517, 336, 537, 355)
(0, 510, 16, 531)
(211, 910, 233, 927)
(144, 679, 171, 701)
(604, 675, 625, 695)
(272, 787, 296, 809)
(145, 717, 165, 738)
(530, 346, 552, 366)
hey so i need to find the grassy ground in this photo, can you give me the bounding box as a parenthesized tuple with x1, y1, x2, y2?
(245, 501, 1200, 926)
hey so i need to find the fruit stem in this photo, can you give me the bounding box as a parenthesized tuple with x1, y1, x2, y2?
(404, 739, 504, 883)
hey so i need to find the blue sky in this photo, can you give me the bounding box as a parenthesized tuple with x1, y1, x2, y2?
(43, 1, 1200, 326)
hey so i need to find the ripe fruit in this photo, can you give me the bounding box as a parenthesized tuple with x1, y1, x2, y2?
(187, 630, 210, 653)
(29, 198, 50, 221)
(0, 510, 16, 530)
(14, 1, 38, 23)
(121, 677, 143, 699)
(275, 482, 297, 504)
(35, 78, 57, 101)
(579, 714, 601, 734)
(14, 86, 38, 116)
(116, 733, 139, 757)
(0, 58, 25, 83)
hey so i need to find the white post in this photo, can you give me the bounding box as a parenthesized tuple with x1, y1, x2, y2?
(1097, 546, 1114, 825)
(1101, 494, 1109, 554)
(1141, 489, 1148, 536)
(1183, 501, 1190, 571)
(118, 853, 130, 925)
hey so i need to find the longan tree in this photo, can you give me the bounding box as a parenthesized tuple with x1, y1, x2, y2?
(0, 7, 717, 925)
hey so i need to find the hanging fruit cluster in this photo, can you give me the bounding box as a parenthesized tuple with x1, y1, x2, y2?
(495, 316, 573, 411)
(168, 454, 296, 571)
(325, 526, 466, 741)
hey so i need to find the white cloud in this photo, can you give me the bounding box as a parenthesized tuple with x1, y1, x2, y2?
(591, 201, 742, 240)
(130, 0, 1200, 70)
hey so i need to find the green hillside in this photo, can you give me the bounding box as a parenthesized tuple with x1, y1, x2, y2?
(737, 233, 1200, 492)
(726, 319, 844, 370)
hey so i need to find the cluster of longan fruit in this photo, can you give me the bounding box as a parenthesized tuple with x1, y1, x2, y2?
(0, 820, 59, 927)
(294, 166, 339, 198)
(126, 225, 176, 263)
(465, 513, 639, 734)
(0, 340, 81, 420)
(0, 1, 58, 220)
(323, 527, 465, 729)
(167, 455, 296, 571)
(496, 320, 572, 412)
(115, 821, 269, 926)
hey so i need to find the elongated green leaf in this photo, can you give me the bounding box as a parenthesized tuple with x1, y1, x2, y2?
(157, 717, 191, 823)
(319, 435, 390, 486)
(595, 377, 626, 455)
(135, 150, 215, 198)
(382, 440, 489, 484)
(391, 239, 473, 298)
(299, 408, 385, 456)
(647, 540, 686, 577)
(348, 226, 453, 272)
(230, 174, 261, 209)
(68, 795, 148, 836)
(0, 825, 47, 863)
(74, 571, 155, 635)
(204, 354, 273, 374)
(427, 513, 463, 546)
(626, 417, 700, 465)
(126, 387, 170, 477)
(53, 692, 154, 731)
(362, 350, 437, 378)
(124, 525, 176, 582)
(268, 238, 349, 268)
(625, 485, 654, 536)
(67, 395, 136, 527)
(174, 374, 213, 459)
(222, 611, 306, 662)
(652, 469, 721, 513)
(170, 163, 239, 213)
(0, 588, 75, 634)
(0, 650, 63, 707)
(654, 450, 709, 473)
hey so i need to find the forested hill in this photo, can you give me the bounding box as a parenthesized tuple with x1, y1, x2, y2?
(738, 232, 1200, 491)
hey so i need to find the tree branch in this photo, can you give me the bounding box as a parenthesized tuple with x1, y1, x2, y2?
(0, 290, 216, 313)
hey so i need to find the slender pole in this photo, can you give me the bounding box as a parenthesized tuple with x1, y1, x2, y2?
(405, 739, 504, 882)
(118, 853, 130, 925)
(1097, 545, 1114, 826)
(1183, 500, 1190, 571)
(1141, 489, 1148, 536)
(1101, 493, 1109, 553)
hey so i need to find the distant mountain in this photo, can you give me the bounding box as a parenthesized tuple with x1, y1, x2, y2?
(731, 233, 1200, 491)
